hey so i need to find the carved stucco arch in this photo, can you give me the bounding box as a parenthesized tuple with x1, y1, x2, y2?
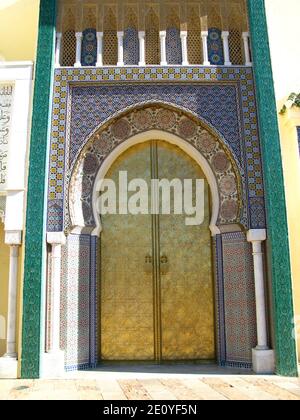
(69, 103, 244, 236)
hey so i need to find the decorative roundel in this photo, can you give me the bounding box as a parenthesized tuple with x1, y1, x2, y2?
(220, 175, 237, 196)
(133, 109, 153, 131)
(85, 31, 96, 42)
(209, 30, 220, 41)
(83, 153, 98, 175)
(211, 54, 221, 64)
(84, 55, 95, 65)
(221, 200, 238, 220)
(93, 132, 112, 155)
(212, 152, 231, 173)
(178, 118, 197, 139)
(111, 118, 131, 140)
(196, 131, 216, 153)
(156, 109, 177, 130)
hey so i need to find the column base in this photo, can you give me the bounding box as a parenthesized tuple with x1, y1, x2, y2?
(203, 61, 210, 66)
(252, 348, 275, 374)
(41, 351, 65, 379)
(0, 356, 18, 379)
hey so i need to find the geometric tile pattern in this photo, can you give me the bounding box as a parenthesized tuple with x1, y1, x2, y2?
(69, 84, 240, 164)
(81, 29, 97, 67)
(48, 66, 266, 229)
(124, 28, 139, 65)
(166, 28, 182, 65)
(60, 234, 92, 370)
(220, 232, 257, 368)
(208, 28, 224, 65)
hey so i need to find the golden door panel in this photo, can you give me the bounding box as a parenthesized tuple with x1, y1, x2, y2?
(157, 141, 215, 360)
(101, 143, 154, 360)
(100, 140, 215, 362)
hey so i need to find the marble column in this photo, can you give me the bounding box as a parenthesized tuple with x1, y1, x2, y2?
(117, 31, 124, 66)
(180, 31, 189, 66)
(242, 32, 252, 66)
(42, 232, 66, 378)
(222, 31, 232, 66)
(0, 231, 21, 379)
(138, 31, 146, 66)
(201, 31, 210, 66)
(55, 32, 62, 68)
(160, 31, 167, 66)
(247, 229, 275, 373)
(74, 32, 83, 67)
(96, 32, 104, 67)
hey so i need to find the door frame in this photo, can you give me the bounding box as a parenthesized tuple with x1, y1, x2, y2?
(91, 131, 223, 365)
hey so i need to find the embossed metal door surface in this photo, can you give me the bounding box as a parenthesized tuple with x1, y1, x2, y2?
(157, 141, 215, 360)
(100, 141, 215, 361)
(101, 143, 154, 360)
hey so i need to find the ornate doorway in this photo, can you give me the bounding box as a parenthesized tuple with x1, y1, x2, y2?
(100, 140, 215, 362)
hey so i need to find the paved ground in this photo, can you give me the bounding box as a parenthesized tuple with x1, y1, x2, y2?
(0, 365, 300, 400)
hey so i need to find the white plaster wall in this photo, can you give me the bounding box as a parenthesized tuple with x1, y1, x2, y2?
(265, 0, 300, 103)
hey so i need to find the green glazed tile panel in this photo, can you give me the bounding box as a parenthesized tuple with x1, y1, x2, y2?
(21, 0, 57, 379)
(247, 0, 298, 377)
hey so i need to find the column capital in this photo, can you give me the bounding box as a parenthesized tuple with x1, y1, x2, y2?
(247, 229, 267, 243)
(117, 31, 124, 38)
(75, 32, 83, 39)
(221, 31, 230, 38)
(96, 31, 104, 38)
(201, 31, 209, 37)
(56, 32, 62, 40)
(5, 230, 22, 246)
(180, 31, 188, 38)
(159, 30, 167, 37)
(138, 31, 146, 38)
(242, 31, 250, 39)
(47, 232, 66, 246)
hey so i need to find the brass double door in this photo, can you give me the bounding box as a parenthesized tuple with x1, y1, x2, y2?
(100, 140, 215, 362)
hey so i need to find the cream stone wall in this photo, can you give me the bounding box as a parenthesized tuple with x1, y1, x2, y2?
(265, 0, 300, 360)
(0, 223, 10, 357)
